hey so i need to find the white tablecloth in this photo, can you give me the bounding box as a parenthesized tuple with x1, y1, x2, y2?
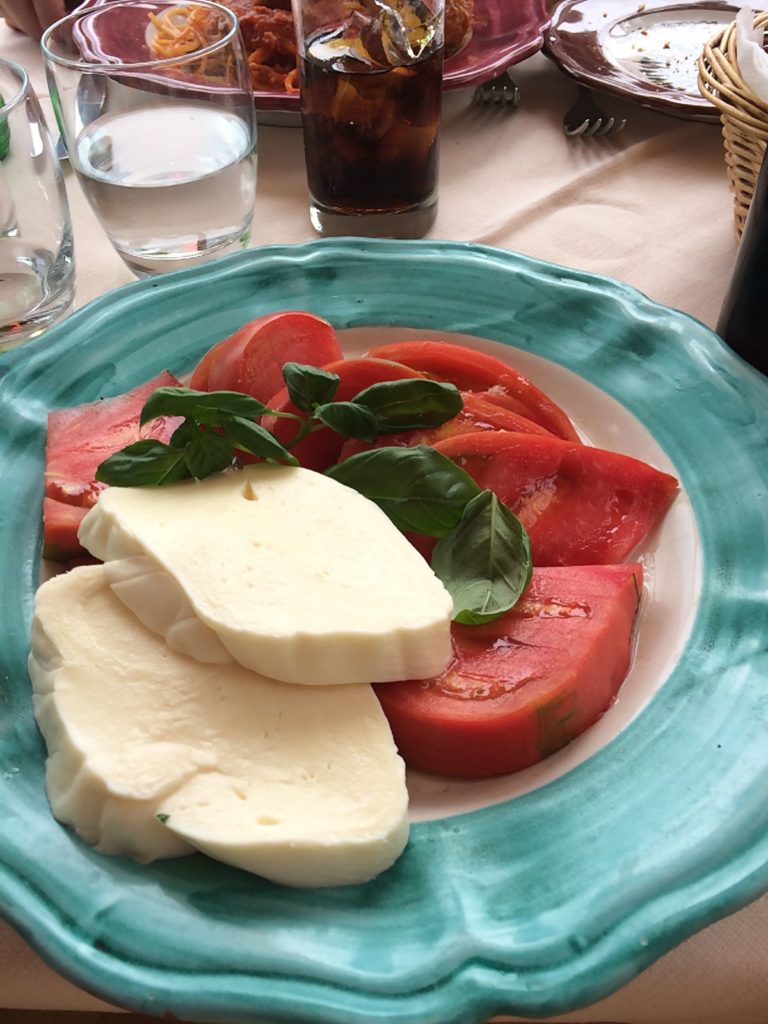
(3, 16, 768, 1024)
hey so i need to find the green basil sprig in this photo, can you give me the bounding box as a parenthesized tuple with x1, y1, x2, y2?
(326, 445, 481, 536)
(282, 362, 340, 411)
(351, 379, 463, 433)
(141, 387, 272, 423)
(94, 439, 190, 487)
(327, 447, 532, 623)
(98, 371, 463, 487)
(279, 364, 461, 441)
(96, 388, 299, 485)
(221, 416, 294, 462)
(313, 401, 380, 443)
(432, 490, 532, 624)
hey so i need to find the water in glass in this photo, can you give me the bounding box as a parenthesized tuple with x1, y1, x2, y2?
(75, 103, 256, 275)
(42, 0, 257, 278)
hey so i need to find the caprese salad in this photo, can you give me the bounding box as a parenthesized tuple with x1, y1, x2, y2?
(31, 310, 678, 888)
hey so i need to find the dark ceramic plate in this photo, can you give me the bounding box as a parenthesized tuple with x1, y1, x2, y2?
(544, 0, 739, 122)
(73, 0, 550, 111)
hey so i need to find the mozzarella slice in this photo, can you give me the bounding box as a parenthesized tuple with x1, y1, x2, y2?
(79, 464, 453, 685)
(103, 554, 233, 664)
(29, 566, 410, 887)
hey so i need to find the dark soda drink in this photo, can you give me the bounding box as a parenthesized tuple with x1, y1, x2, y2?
(299, 26, 443, 226)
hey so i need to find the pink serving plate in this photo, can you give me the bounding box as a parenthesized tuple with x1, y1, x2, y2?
(72, 0, 550, 111)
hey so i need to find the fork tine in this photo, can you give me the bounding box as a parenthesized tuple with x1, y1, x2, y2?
(564, 119, 590, 137)
(562, 85, 627, 138)
(472, 70, 521, 108)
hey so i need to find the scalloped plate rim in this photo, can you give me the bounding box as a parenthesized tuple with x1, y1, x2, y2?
(543, 0, 740, 121)
(0, 238, 767, 1023)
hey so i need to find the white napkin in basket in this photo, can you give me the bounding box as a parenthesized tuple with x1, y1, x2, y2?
(735, 6, 768, 102)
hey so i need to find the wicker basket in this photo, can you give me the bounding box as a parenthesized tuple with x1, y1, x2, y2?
(698, 11, 768, 237)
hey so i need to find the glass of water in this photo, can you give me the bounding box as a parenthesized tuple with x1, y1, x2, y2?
(0, 58, 74, 351)
(42, 0, 257, 277)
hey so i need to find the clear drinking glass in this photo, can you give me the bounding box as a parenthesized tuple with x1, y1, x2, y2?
(292, 0, 445, 239)
(42, 0, 258, 277)
(0, 58, 74, 351)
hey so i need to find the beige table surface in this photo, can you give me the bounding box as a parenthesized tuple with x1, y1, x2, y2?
(2, 15, 768, 1024)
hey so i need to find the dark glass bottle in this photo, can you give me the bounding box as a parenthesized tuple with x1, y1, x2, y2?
(716, 148, 768, 375)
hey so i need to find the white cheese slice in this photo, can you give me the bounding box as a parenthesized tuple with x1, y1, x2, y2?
(103, 554, 233, 665)
(78, 464, 453, 685)
(29, 565, 410, 887)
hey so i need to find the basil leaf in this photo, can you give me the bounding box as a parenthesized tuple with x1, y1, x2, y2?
(95, 439, 190, 486)
(314, 401, 380, 443)
(351, 379, 462, 433)
(170, 417, 201, 448)
(326, 445, 481, 536)
(183, 430, 235, 479)
(432, 490, 532, 625)
(140, 387, 271, 425)
(221, 415, 299, 465)
(282, 363, 340, 412)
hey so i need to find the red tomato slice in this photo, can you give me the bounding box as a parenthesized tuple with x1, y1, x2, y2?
(190, 312, 343, 401)
(434, 431, 678, 566)
(188, 341, 219, 391)
(338, 391, 556, 461)
(366, 340, 579, 442)
(43, 498, 89, 562)
(45, 370, 182, 509)
(375, 563, 643, 778)
(261, 358, 423, 471)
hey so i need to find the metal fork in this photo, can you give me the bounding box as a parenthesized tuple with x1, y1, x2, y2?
(473, 70, 521, 108)
(563, 85, 626, 137)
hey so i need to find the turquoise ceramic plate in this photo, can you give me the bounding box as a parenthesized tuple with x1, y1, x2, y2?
(1, 239, 767, 1023)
